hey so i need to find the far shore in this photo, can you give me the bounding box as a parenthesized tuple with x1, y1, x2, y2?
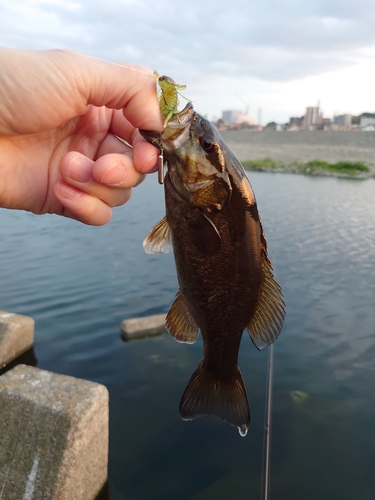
(220, 129, 375, 178)
(242, 162, 374, 179)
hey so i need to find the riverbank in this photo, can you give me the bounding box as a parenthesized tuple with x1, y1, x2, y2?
(242, 158, 373, 178)
(220, 129, 375, 178)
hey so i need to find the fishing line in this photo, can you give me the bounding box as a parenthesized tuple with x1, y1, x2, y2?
(260, 342, 274, 500)
(256, 181, 279, 500)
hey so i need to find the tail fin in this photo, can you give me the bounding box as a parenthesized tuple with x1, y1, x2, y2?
(179, 362, 250, 433)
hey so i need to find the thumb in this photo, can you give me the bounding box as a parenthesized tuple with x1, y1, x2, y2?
(37, 50, 163, 132)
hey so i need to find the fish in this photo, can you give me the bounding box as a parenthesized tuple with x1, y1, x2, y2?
(140, 101, 285, 435)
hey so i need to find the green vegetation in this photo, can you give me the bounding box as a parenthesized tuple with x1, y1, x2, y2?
(305, 160, 370, 175)
(243, 157, 278, 170)
(242, 158, 371, 177)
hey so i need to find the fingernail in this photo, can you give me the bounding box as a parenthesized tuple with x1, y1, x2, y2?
(99, 161, 125, 185)
(68, 158, 93, 183)
(144, 153, 159, 174)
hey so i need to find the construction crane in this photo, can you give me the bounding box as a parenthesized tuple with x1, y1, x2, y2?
(236, 94, 250, 115)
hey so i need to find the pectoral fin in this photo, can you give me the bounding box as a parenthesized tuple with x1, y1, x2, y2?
(166, 291, 199, 344)
(246, 254, 286, 350)
(189, 210, 222, 254)
(143, 216, 173, 254)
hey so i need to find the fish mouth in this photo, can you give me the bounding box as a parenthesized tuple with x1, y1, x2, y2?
(140, 102, 195, 152)
(139, 129, 162, 149)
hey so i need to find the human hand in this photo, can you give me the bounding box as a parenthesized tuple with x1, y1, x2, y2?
(0, 48, 163, 225)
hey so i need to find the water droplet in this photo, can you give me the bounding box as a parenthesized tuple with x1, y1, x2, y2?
(238, 427, 248, 437)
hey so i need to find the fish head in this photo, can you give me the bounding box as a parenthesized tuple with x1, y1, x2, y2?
(140, 103, 232, 211)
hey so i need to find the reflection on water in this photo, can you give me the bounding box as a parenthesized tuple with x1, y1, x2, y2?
(1, 173, 375, 499)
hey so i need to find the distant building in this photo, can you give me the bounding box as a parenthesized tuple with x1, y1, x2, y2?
(287, 116, 304, 130)
(334, 114, 352, 127)
(264, 122, 277, 130)
(360, 116, 375, 130)
(221, 110, 256, 125)
(351, 116, 360, 125)
(303, 106, 322, 129)
(321, 118, 332, 126)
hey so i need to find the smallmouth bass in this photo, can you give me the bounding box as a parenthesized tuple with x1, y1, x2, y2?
(140, 102, 285, 435)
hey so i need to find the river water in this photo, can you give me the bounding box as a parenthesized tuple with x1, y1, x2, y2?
(1, 172, 374, 500)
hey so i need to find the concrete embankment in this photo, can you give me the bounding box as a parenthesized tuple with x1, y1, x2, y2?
(0, 311, 108, 500)
(0, 311, 34, 366)
(220, 130, 375, 174)
(121, 313, 166, 340)
(0, 309, 168, 499)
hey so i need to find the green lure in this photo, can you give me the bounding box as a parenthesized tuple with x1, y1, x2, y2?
(154, 70, 188, 127)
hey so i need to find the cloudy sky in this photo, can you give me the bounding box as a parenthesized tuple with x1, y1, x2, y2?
(2, 0, 375, 124)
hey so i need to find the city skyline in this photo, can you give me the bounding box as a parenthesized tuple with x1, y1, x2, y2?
(220, 103, 375, 128)
(1, 0, 375, 126)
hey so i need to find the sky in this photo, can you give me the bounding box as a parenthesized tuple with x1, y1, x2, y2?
(1, 0, 375, 124)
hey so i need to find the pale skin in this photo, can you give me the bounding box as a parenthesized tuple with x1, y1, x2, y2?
(0, 48, 164, 225)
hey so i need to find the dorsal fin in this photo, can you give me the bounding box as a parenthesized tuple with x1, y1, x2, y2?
(166, 291, 200, 344)
(143, 216, 173, 254)
(246, 253, 285, 350)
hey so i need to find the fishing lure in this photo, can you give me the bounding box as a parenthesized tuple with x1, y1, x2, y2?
(153, 71, 190, 184)
(153, 70, 188, 128)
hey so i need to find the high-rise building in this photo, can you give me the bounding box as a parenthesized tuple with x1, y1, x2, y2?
(303, 106, 321, 129)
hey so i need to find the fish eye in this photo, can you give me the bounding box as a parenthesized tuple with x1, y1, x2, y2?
(200, 135, 215, 152)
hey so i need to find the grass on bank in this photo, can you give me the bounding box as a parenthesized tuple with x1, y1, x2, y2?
(242, 158, 371, 176)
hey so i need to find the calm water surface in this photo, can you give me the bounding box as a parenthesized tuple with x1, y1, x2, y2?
(1, 172, 374, 500)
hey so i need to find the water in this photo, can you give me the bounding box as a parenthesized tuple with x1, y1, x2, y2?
(1, 172, 375, 499)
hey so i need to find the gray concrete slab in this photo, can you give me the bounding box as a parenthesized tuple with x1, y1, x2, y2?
(0, 364, 109, 500)
(0, 311, 34, 367)
(121, 313, 166, 340)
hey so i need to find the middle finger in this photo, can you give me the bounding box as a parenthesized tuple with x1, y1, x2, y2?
(59, 151, 143, 207)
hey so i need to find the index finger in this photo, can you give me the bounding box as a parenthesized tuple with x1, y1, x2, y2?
(76, 55, 164, 131)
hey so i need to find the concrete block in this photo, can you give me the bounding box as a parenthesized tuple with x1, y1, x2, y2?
(0, 347, 37, 377)
(0, 311, 34, 366)
(121, 313, 166, 340)
(0, 365, 109, 500)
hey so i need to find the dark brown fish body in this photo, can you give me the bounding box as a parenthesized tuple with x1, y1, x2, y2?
(140, 102, 285, 434)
